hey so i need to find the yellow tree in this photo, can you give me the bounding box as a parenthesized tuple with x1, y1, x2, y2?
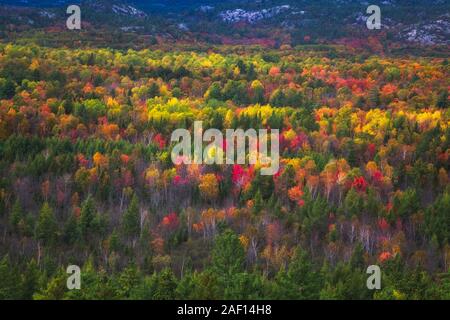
(198, 173, 219, 202)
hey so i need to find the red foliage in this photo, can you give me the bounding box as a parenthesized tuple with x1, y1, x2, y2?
(161, 212, 179, 230)
(173, 175, 188, 186)
(386, 202, 393, 212)
(77, 154, 89, 168)
(379, 251, 393, 263)
(231, 164, 245, 184)
(290, 132, 307, 150)
(122, 170, 134, 187)
(288, 186, 304, 206)
(153, 133, 166, 149)
(120, 154, 130, 165)
(378, 218, 389, 232)
(367, 143, 376, 158)
(352, 176, 368, 192)
(372, 170, 383, 183)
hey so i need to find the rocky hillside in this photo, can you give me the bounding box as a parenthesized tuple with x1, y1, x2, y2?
(0, 0, 448, 46)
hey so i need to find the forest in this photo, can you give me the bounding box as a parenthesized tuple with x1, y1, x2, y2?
(0, 40, 449, 300)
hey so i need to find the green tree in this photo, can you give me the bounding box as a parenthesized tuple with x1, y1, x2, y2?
(0, 78, 15, 99)
(0, 255, 22, 299)
(436, 89, 448, 109)
(425, 192, 450, 246)
(272, 248, 322, 299)
(21, 259, 40, 300)
(63, 213, 80, 245)
(343, 188, 364, 218)
(132, 268, 177, 300)
(206, 82, 222, 101)
(33, 269, 67, 300)
(9, 199, 23, 231)
(80, 196, 95, 239)
(122, 194, 140, 239)
(176, 270, 221, 300)
(36, 202, 57, 246)
(211, 229, 245, 277)
(269, 89, 286, 107)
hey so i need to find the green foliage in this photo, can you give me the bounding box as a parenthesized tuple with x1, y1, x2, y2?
(272, 249, 322, 299)
(211, 229, 245, 277)
(0, 78, 15, 99)
(0, 256, 22, 299)
(343, 188, 364, 218)
(122, 194, 140, 238)
(36, 202, 57, 246)
(425, 192, 450, 247)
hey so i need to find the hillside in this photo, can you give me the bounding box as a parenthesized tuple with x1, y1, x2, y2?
(0, 0, 448, 48)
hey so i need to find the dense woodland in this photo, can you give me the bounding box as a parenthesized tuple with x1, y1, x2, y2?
(0, 41, 449, 300)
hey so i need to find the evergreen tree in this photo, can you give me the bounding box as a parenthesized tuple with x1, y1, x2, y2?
(63, 213, 80, 245)
(211, 230, 245, 277)
(21, 259, 40, 300)
(80, 196, 95, 239)
(0, 255, 22, 299)
(273, 249, 322, 299)
(36, 202, 57, 246)
(9, 199, 23, 231)
(122, 194, 140, 239)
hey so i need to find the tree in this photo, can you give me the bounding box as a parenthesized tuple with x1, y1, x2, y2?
(436, 90, 448, 109)
(176, 270, 221, 300)
(343, 188, 364, 218)
(33, 269, 67, 300)
(350, 243, 365, 270)
(65, 259, 116, 300)
(36, 202, 57, 246)
(211, 229, 245, 278)
(0, 78, 15, 100)
(272, 248, 322, 299)
(63, 213, 80, 245)
(205, 82, 222, 101)
(393, 189, 419, 219)
(250, 80, 265, 104)
(9, 199, 23, 231)
(425, 192, 450, 247)
(199, 174, 219, 202)
(368, 87, 381, 107)
(122, 194, 140, 239)
(209, 229, 251, 299)
(21, 259, 40, 300)
(80, 196, 95, 239)
(269, 89, 286, 107)
(0, 255, 22, 299)
(133, 268, 177, 300)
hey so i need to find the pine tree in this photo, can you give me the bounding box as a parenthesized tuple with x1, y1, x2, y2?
(0, 255, 22, 299)
(63, 213, 80, 245)
(122, 194, 140, 238)
(80, 196, 95, 239)
(273, 248, 322, 299)
(211, 230, 245, 278)
(21, 259, 40, 300)
(9, 199, 23, 231)
(368, 87, 381, 107)
(36, 202, 57, 246)
(436, 89, 448, 109)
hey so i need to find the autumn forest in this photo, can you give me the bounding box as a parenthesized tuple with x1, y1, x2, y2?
(0, 1, 450, 301)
